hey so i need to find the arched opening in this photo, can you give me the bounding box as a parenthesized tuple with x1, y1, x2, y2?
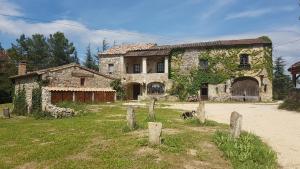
(126, 82, 142, 100)
(231, 77, 259, 101)
(147, 82, 165, 95)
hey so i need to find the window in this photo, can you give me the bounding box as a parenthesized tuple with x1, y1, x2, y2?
(133, 64, 141, 73)
(199, 59, 208, 69)
(157, 62, 164, 73)
(239, 54, 250, 69)
(80, 78, 85, 86)
(147, 83, 165, 94)
(108, 64, 114, 74)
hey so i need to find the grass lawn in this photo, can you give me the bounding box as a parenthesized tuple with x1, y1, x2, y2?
(0, 102, 277, 169)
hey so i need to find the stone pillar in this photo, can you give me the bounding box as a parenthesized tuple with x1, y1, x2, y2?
(72, 92, 75, 102)
(142, 57, 147, 74)
(120, 56, 125, 76)
(3, 108, 10, 118)
(148, 122, 162, 145)
(42, 87, 51, 112)
(164, 56, 169, 74)
(92, 92, 95, 103)
(127, 106, 136, 130)
(149, 98, 156, 120)
(196, 100, 205, 123)
(230, 111, 243, 139)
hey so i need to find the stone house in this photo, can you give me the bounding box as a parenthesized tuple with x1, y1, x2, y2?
(99, 37, 273, 101)
(10, 62, 116, 113)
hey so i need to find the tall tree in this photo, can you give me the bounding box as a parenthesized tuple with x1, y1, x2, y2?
(273, 57, 293, 100)
(102, 39, 109, 52)
(0, 42, 4, 52)
(48, 32, 76, 67)
(73, 50, 80, 64)
(84, 44, 98, 70)
(27, 34, 49, 70)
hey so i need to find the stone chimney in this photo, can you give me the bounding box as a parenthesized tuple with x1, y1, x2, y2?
(18, 61, 27, 75)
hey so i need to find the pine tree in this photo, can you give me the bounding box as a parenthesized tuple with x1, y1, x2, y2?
(102, 39, 109, 52)
(273, 57, 293, 100)
(84, 44, 98, 70)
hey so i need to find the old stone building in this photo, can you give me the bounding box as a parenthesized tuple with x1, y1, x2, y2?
(99, 37, 273, 101)
(10, 63, 116, 112)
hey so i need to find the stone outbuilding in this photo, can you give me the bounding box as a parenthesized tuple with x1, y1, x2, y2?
(10, 62, 116, 113)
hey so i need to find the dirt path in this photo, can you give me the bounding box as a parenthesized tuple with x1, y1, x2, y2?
(165, 102, 300, 169)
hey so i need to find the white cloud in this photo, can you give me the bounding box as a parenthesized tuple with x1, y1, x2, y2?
(0, 0, 23, 16)
(201, 0, 235, 19)
(225, 6, 295, 20)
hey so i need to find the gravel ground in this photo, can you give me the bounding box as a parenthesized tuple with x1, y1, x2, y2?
(165, 102, 300, 169)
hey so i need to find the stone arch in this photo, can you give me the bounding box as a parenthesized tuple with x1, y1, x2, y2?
(231, 77, 259, 97)
(147, 82, 165, 95)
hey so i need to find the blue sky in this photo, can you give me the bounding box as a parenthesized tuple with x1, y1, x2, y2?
(0, 0, 299, 66)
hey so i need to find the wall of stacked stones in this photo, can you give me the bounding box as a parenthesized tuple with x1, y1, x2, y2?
(44, 66, 113, 88)
(99, 56, 123, 78)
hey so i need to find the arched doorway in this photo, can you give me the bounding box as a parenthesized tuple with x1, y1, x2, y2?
(147, 82, 165, 95)
(126, 83, 142, 100)
(231, 77, 259, 101)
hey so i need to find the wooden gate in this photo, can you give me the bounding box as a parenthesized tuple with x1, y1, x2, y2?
(231, 77, 259, 101)
(51, 91, 73, 104)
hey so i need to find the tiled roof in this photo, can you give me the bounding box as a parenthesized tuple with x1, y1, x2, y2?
(99, 37, 271, 57)
(156, 38, 271, 50)
(125, 49, 171, 57)
(288, 61, 300, 73)
(10, 63, 115, 79)
(100, 43, 156, 55)
(43, 87, 115, 92)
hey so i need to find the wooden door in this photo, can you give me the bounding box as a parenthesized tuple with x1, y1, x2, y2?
(132, 84, 140, 100)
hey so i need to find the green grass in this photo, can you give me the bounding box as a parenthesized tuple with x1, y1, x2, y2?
(0, 102, 277, 169)
(213, 131, 278, 169)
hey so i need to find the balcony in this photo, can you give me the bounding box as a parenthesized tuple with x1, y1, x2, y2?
(124, 73, 169, 84)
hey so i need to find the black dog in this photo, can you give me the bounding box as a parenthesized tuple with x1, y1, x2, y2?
(181, 110, 196, 119)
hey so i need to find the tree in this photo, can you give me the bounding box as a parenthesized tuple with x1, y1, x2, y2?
(83, 44, 98, 70)
(48, 32, 76, 67)
(273, 57, 293, 100)
(102, 39, 109, 52)
(0, 42, 4, 52)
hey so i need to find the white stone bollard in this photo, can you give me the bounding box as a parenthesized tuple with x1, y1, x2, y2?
(196, 100, 206, 123)
(230, 111, 243, 139)
(3, 108, 10, 118)
(148, 122, 162, 145)
(126, 106, 136, 130)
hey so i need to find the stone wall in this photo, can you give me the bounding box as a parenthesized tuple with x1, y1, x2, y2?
(177, 46, 272, 101)
(99, 55, 123, 78)
(44, 66, 113, 88)
(14, 76, 40, 113)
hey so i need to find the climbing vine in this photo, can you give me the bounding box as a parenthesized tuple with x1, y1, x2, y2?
(169, 44, 273, 100)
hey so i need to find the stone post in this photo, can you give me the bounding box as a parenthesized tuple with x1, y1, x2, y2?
(196, 96, 205, 123)
(196, 101, 205, 123)
(230, 111, 243, 139)
(148, 98, 156, 120)
(3, 108, 10, 118)
(126, 106, 136, 130)
(148, 122, 162, 145)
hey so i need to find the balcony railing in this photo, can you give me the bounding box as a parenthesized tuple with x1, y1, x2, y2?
(124, 73, 168, 83)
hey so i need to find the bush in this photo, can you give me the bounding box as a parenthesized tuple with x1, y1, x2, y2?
(213, 131, 277, 169)
(13, 86, 28, 116)
(110, 79, 126, 100)
(279, 89, 300, 112)
(31, 87, 45, 118)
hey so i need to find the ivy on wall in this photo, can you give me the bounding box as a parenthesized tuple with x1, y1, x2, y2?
(13, 86, 28, 116)
(168, 42, 273, 100)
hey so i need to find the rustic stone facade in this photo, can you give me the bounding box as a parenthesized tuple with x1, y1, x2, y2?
(11, 64, 115, 114)
(99, 37, 273, 101)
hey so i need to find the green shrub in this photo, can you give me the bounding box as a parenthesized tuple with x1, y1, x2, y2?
(213, 131, 277, 169)
(13, 86, 28, 116)
(110, 79, 126, 100)
(278, 89, 300, 112)
(31, 87, 42, 118)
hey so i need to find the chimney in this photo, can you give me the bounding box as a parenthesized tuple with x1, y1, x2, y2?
(18, 61, 27, 75)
